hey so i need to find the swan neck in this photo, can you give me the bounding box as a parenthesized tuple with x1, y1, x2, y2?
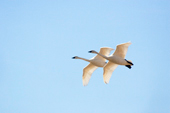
(96, 52, 108, 59)
(77, 57, 90, 62)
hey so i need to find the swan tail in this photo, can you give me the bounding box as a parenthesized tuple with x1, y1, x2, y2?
(125, 59, 134, 65)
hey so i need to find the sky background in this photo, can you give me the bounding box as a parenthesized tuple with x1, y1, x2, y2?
(0, 0, 170, 113)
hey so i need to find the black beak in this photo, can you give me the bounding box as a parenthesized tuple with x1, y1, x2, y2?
(88, 51, 92, 53)
(72, 57, 76, 59)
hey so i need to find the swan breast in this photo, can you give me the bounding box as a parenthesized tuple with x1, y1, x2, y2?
(108, 55, 128, 65)
(90, 59, 106, 67)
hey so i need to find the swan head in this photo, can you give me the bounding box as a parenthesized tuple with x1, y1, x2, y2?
(88, 50, 97, 54)
(72, 56, 79, 59)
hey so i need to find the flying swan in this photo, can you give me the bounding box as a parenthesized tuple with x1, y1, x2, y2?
(72, 47, 113, 86)
(89, 42, 134, 84)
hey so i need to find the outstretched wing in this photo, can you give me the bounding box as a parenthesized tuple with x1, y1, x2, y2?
(113, 42, 131, 58)
(103, 61, 118, 84)
(82, 63, 98, 86)
(94, 47, 114, 61)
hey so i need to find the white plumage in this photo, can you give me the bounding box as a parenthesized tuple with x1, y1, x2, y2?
(89, 42, 133, 84)
(72, 47, 113, 86)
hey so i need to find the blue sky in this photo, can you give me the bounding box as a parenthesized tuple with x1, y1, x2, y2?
(0, 0, 170, 113)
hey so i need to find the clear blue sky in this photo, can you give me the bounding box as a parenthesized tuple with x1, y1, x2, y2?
(0, 0, 170, 113)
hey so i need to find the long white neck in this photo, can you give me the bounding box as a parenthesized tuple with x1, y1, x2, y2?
(76, 57, 91, 62)
(95, 52, 109, 60)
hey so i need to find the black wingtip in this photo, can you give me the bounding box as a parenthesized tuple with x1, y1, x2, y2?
(88, 51, 92, 53)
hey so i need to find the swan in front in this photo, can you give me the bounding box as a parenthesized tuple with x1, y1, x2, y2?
(72, 47, 113, 86)
(89, 42, 134, 84)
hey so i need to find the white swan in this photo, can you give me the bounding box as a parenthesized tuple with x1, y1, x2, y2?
(89, 42, 134, 84)
(72, 47, 114, 86)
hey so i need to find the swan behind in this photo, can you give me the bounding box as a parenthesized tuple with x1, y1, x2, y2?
(72, 47, 113, 86)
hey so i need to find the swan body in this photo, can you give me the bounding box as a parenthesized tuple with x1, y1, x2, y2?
(89, 42, 134, 84)
(90, 59, 106, 67)
(105, 55, 130, 65)
(72, 47, 114, 86)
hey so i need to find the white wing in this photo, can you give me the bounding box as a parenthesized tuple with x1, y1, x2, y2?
(82, 63, 98, 86)
(94, 47, 114, 61)
(113, 42, 131, 58)
(103, 61, 118, 84)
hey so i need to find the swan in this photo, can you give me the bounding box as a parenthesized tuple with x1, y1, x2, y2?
(89, 42, 134, 84)
(72, 47, 114, 86)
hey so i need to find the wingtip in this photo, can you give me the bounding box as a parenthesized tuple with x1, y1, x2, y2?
(104, 81, 109, 84)
(83, 83, 88, 86)
(82, 79, 88, 86)
(128, 41, 132, 44)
